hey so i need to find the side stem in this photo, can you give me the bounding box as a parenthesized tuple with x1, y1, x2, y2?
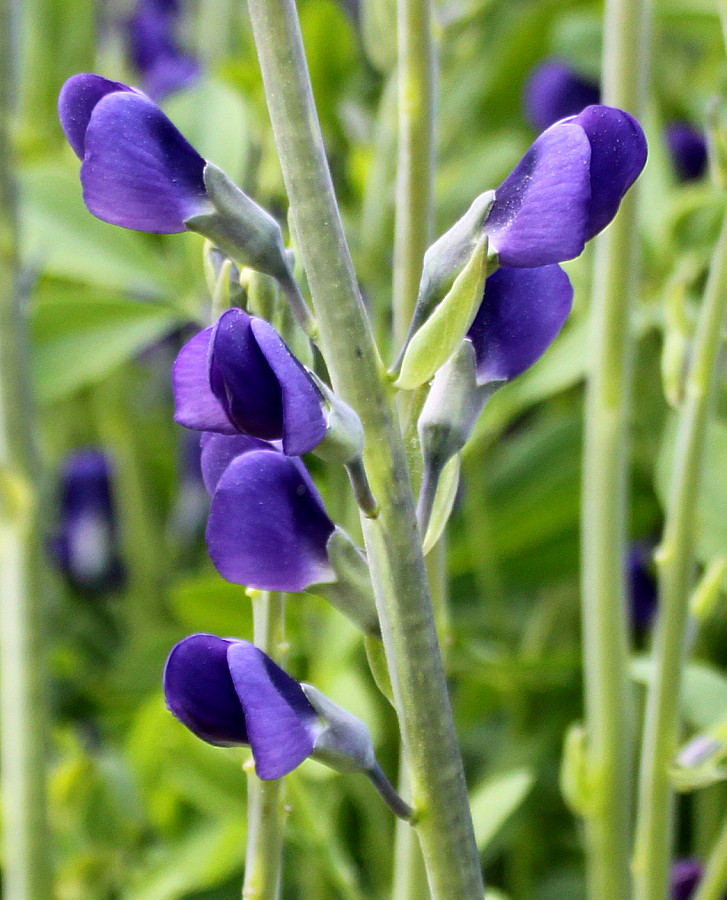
(633, 209, 727, 900)
(243, 2, 483, 895)
(243, 591, 287, 900)
(692, 811, 727, 900)
(0, 0, 53, 895)
(579, 0, 650, 897)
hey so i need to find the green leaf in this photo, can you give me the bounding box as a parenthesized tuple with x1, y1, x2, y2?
(423, 453, 461, 555)
(631, 657, 727, 729)
(470, 768, 534, 852)
(396, 235, 489, 390)
(32, 293, 180, 403)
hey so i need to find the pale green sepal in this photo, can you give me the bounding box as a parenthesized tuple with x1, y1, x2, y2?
(671, 722, 727, 792)
(313, 528, 379, 635)
(308, 373, 365, 465)
(364, 634, 394, 706)
(396, 233, 490, 390)
(185, 162, 290, 283)
(302, 683, 376, 774)
(560, 722, 596, 817)
(422, 453, 461, 556)
(245, 268, 280, 322)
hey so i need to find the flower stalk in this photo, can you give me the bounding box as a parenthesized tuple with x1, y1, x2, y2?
(633, 207, 727, 900)
(243, 0, 483, 894)
(692, 812, 727, 900)
(579, 0, 650, 895)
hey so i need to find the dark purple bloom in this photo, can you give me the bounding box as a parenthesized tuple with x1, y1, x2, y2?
(50, 448, 124, 594)
(467, 265, 573, 385)
(58, 73, 207, 232)
(627, 541, 658, 632)
(173, 307, 327, 456)
(126, 0, 200, 101)
(164, 634, 319, 779)
(484, 105, 647, 267)
(666, 122, 708, 183)
(671, 860, 704, 900)
(524, 60, 600, 132)
(202, 434, 336, 592)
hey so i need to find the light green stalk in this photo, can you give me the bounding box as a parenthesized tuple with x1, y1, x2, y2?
(243, 591, 287, 900)
(243, 1, 483, 895)
(0, 0, 53, 895)
(633, 208, 727, 900)
(579, 0, 650, 896)
(692, 811, 727, 900)
(392, 0, 436, 346)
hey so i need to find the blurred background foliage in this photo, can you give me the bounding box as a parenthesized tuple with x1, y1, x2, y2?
(9, 0, 727, 896)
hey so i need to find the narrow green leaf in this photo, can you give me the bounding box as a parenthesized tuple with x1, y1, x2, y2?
(422, 453, 461, 555)
(470, 768, 534, 852)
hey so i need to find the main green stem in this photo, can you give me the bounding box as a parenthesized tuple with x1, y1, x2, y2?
(392, 0, 436, 346)
(633, 208, 727, 900)
(692, 810, 727, 900)
(579, 0, 649, 896)
(243, 591, 287, 900)
(244, 2, 483, 895)
(0, 0, 53, 895)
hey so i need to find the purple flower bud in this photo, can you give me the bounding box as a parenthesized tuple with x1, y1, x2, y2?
(164, 634, 319, 779)
(126, 0, 200, 101)
(203, 436, 336, 592)
(58, 73, 207, 232)
(627, 541, 658, 632)
(50, 448, 124, 594)
(665, 121, 708, 183)
(173, 308, 327, 456)
(524, 60, 600, 132)
(467, 264, 573, 385)
(485, 105, 647, 267)
(671, 859, 704, 900)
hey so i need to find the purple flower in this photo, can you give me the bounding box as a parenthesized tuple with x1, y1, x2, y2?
(126, 0, 200, 101)
(484, 105, 647, 267)
(467, 265, 573, 385)
(172, 307, 327, 456)
(202, 434, 335, 592)
(627, 541, 658, 633)
(58, 73, 207, 232)
(50, 449, 124, 594)
(671, 860, 704, 900)
(666, 121, 708, 183)
(164, 634, 319, 779)
(524, 60, 600, 132)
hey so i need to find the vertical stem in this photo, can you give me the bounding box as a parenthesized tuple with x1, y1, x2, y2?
(633, 209, 727, 900)
(580, 0, 650, 896)
(243, 591, 287, 900)
(392, 0, 436, 345)
(0, 0, 53, 895)
(243, 2, 483, 896)
(692, 810, 727, 900)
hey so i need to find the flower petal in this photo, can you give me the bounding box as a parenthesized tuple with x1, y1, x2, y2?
(58, 73, 135, 159)
(250, 318, 326, 455)
(524, 60, 600, 133)
(199, 432, 277, 494)
(468, 265, 573, 384)
(80, 90, 207, 232)
(163, 634, 249, 746)
(172, 328, 236, 434)
(571, 105, 648, 240)
(485, 123, 591, 266)
(665, 121, 707, 183)
(206, 450, 335, 592)
(227, 641, 317, 779)
(210, 309, 284, 441)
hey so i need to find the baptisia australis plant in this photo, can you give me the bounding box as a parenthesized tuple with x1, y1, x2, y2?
(57, 74, 315, 335)
(164, 634, 411, 817)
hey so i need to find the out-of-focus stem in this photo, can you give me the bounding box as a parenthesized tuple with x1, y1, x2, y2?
(633, 208, 727, 900)
(692, 810, 727, 900)
(243, 0, 483, 894)
(580, 0, 650, 896)
(392, 0, 436, 346)
(243, 591, 287, 900)
(0, 0, 53, 895)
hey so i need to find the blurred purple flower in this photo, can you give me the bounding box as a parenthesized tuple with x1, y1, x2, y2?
(164, 633, 319, 778)
(201, 434, 335, 592)
(627, 541, 658, 633)
(671, 860, 704, 900)
(126, 0, 200, 101)
(484, 104, 647, 267)
(467, 264, 573, 385)
(58, 73, 207, 232)
(173, 307, 326, 456)
(50, 448, 124, 594)
(665, 121, 708, 183)
(524, 59, 601, 132)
